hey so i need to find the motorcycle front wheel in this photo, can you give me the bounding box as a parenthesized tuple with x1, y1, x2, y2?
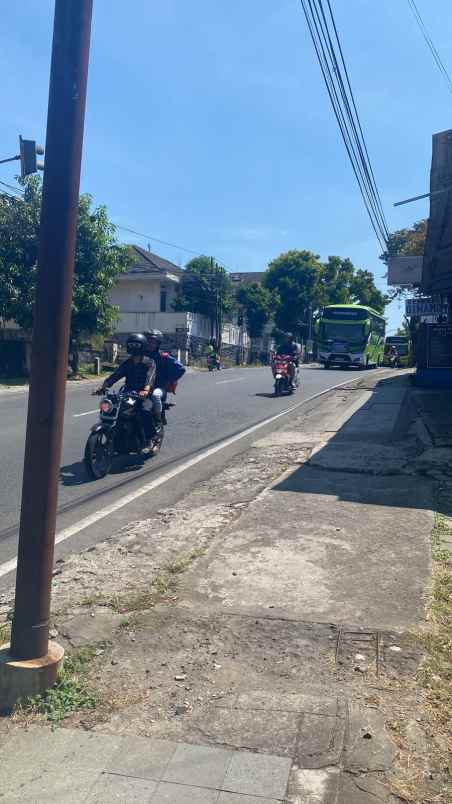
(84, 430, 113, 479)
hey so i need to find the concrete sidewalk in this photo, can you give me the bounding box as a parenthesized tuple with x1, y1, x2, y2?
(0, 371, 437, 803)
(0, 726, 291, 802)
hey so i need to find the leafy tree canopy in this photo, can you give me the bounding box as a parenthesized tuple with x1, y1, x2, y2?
(0, 176, 132, 372)
(237, 282, 273, 339)
(380, 219, 427, 265)
(320, 257, 387, 312)
(264, 250, 323, 335)
(173, 255, 234, 338)
(263, 250, 387, 335)
(349, 268, 387, 313)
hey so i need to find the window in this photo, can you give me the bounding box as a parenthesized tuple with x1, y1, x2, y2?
(321, 322, 365, 341)
(160, 288, 167, 313)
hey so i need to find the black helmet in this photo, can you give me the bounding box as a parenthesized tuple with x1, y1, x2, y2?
(126, 332, 147, 355)
(284, 332, 294, 339)
(145, 329, 163, 347)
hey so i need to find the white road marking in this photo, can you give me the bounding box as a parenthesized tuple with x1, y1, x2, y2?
(216, 377, 246, 385)
(73, 409, 99, 418)
(0, 372, 391, 580)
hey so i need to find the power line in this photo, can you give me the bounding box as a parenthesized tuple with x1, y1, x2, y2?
(299, 0, 389, 251)
(407, 0, 452, 96)
(0, 179, 24, 197)
(313, 0, 389, 241)
(302, 0, 389, 247)
(0, 184, 234, 271)
(116, 225, 200, 257)
(324, 0, 389, 235)
(116, 225, 232, 271)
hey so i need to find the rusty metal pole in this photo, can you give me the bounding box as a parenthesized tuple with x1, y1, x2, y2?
(10, 0, 93, 660)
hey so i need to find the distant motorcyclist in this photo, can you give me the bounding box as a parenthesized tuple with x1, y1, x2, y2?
(388, 344, 400, 368)
(275, 332, 300, 389)
(98, 333, 155, 453)
(206, 338, 221, 370)
(143, 329, 186, 425)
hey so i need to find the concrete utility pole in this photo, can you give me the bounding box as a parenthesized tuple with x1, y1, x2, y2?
(10, 0, 93, 662)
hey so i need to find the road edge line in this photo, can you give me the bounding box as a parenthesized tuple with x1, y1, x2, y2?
(0, 371, 391, 579)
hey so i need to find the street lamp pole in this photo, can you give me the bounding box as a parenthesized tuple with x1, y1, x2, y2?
(10, 0, 93, 660)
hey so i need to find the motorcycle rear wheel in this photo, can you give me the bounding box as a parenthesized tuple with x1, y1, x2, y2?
(84, 431, 112, 479)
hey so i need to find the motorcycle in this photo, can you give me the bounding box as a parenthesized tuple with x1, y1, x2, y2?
(84, 388, 170, 479)
(207, 353, 221, 371)
(272, 355, 297, 396)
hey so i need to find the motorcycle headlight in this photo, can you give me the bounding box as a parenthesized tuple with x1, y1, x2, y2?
(100, 400, 113, 414)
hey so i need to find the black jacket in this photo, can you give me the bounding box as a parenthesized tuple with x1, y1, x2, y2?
(103, 357, 155, 392)
(276, 342, 299, 363)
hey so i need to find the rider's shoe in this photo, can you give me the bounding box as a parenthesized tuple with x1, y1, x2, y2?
(141, 440, 152, 455)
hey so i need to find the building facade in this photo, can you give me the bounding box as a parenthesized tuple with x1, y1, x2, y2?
(109, 246, 249, 362)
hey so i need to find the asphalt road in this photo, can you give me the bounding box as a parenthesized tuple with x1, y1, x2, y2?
(0, 365, 373, 585)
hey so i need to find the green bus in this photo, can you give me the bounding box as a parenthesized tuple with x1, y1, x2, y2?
(317, 304, 386, 369)
(383, 335, 411, 368)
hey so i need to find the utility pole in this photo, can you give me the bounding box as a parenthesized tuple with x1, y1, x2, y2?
(210, 256, 222, 348)
(10, 0, 93, 661)
(308, 303, 313, 362)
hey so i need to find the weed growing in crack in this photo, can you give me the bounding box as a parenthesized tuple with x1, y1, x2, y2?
(0, 621, 11, 645)
(417, 511, 451, 727)
(166, 548, 206, 575)
(16, 646, 100, 723)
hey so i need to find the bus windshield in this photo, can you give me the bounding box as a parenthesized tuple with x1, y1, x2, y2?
(321, 322, 365, 341)
(385, 342, 408, 355)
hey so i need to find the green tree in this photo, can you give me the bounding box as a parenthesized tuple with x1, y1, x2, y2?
(236, 282, 273, 339)
(319, 256, 387, 311)
(173, 255, 234, 342)
(380, 219, 427, 265)
(0, 176, 132, 373)
(396, 319, 410, 337)
(349, 269, 387, 313)
(263, 250, 323, 336)
(319, 256, 355, 305)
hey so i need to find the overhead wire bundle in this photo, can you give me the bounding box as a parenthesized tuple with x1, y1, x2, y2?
(299, 0, 390, 252)
(0, 180, 233, 270)
(407, 0, 452, 97)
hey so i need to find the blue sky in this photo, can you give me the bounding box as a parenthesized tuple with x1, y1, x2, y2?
(2, 1, 452, 334)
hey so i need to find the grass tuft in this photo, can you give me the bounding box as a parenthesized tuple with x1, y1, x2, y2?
(16, 646, 100, 723)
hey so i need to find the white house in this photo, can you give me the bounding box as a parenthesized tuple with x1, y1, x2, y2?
(110, 246, 249, 359)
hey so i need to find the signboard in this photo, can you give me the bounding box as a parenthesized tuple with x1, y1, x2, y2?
(324, 307, 367, 320)
(427, 323, 452, 368)
(405, 298, 448, 317)
(387, 255, 423, 287)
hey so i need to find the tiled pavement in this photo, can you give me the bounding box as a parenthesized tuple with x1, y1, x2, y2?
(0, 727, 291, 803)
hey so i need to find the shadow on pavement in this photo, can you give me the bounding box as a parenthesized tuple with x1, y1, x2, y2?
(272, 372, 452, 515)
(59, 455, 145, 486)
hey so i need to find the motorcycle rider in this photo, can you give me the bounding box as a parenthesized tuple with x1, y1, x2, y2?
(97, 333, 156, 453)
(388, 344, 399, 368)
(143, 329, 186, 425)
(206, 338, 220, 370)
(275, 332, 300, 389)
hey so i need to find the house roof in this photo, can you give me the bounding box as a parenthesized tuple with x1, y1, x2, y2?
(125, 245, 184, 277)
(230, 271, 265, 285)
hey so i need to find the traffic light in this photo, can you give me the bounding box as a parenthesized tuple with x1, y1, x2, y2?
(19, 136, 44, 178)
